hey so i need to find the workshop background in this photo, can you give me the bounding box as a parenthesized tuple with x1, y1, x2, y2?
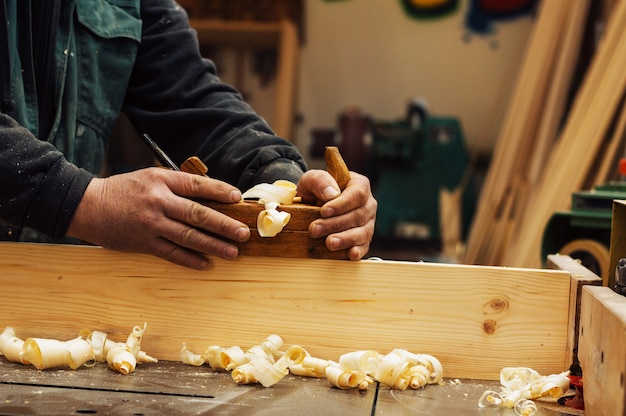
(158, 0, 623, 279)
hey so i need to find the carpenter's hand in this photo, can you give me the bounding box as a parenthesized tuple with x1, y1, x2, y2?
(66, 167, 250, 269)
(297, 170, 377, 260)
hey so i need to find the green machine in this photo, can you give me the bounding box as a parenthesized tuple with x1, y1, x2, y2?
(369, 109, 476, 243)
(542, 181, 626, 280)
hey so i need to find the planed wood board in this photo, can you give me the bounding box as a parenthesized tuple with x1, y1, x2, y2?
(610, 200, 626, 289)
(0, 242, 573, 381)
(546, 254, 602, 374)
(578, 286, 626, 416)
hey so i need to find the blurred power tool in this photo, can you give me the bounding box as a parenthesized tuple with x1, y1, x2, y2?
(369, 99, 475, 243)
(542, 178, 626, 281)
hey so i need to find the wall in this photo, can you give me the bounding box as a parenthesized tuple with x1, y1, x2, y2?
(294, 0, 535, 162)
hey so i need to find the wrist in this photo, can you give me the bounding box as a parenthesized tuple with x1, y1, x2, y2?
(66, 177, 104, 240)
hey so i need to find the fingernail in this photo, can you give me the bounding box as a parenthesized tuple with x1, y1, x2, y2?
(310, 224, 322, 238)
(199, 259, 210, 269)
(224, 245, 238, 259)
(321, 206, 335, 218)
(329, 237, 341, 250)
(322, 186, 340, 200)
(236, 226, 250, 241)
(230, 190, 242, 202)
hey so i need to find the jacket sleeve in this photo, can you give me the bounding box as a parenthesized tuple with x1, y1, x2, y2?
(0, 113, 94, 239)
(122, 0, 307, 191)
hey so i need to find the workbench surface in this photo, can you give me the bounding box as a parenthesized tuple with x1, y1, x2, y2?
(0, 359, 582, 415)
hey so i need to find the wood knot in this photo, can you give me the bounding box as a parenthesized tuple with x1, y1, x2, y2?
(482, 319, 497, 335)
(483, 297, 509, 314)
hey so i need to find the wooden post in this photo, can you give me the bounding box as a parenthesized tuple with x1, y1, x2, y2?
(273, 18, 299, 140)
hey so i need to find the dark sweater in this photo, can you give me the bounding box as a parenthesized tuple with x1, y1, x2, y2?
(0, 0, 306, 241)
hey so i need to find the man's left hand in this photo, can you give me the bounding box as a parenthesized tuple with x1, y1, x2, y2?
(296, 170, 377, 260)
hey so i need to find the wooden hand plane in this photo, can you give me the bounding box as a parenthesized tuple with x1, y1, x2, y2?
(183, 147, 350, 260)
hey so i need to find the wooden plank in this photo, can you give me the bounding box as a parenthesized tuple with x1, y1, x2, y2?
(274, 18, 299, 140)
(469, 0, 586, 267)
(578, 285, 626, 416)
(497, 0, 587, 267)
(191, 19, 282, 47)
(0, 359, 376, 415)
(464, 0, 569, 265)
(527, 0, 591, 186)
(0, 242, 572, 380)
(592, 94, 626, 185)
(610, 199, 626, 289)
(438, 187, 462, 260)
(546, 254, 602, 375)
(504, 1, 626, 269)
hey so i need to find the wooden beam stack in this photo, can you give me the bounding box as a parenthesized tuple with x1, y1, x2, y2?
(464, 0, 626, 269)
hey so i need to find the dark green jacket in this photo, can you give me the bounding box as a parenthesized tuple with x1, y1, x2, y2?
(0, 0, 306, 242)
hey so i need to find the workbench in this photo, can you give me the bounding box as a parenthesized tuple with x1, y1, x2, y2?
(0, 242, 621, 415)
(0, 359, 578, 415)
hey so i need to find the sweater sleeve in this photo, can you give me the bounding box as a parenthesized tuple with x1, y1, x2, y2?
(122, 0, 307, 190)
(0, 113, 94, 239)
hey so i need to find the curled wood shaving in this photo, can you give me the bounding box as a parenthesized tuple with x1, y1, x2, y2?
(0, 324, 156, 374)
(180, 334, 443, 391)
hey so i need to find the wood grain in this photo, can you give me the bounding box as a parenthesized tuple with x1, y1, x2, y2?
(464, 0, 599, 270)
(463, 0, 570, 265)
(202, 201, 348, 259)
(578, 286, 626, 416)
(546, 254, 602, 374)
(324, 146, 350, 191)
(505, 0, 626, 269)
(181, 156, 209, 176)
(203, 201, 321, 231)
(0, 242, 573, 380)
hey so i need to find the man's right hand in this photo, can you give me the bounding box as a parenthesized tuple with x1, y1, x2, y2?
(66, 167, 250, 269)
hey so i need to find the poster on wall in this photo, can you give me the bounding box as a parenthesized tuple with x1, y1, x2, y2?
(399, 0, 459, 20)
(322, 0, 538, 48)
(321, 0, 460, 20)
(463, 0, 538, 47)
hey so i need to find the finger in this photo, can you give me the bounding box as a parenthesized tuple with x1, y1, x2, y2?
(325, 222, 374, 256)
(159, 217, 243, 257)
(147, 237, 214, 270)
(310, 196, 376, 238)
(163, 170, 242, 203)
(144, 169, 250, 261)
(347, 244, 369, 261)
(296, 170, 341, 204)
(162, 197, 250, 244)
(319, 174, 371, 218)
